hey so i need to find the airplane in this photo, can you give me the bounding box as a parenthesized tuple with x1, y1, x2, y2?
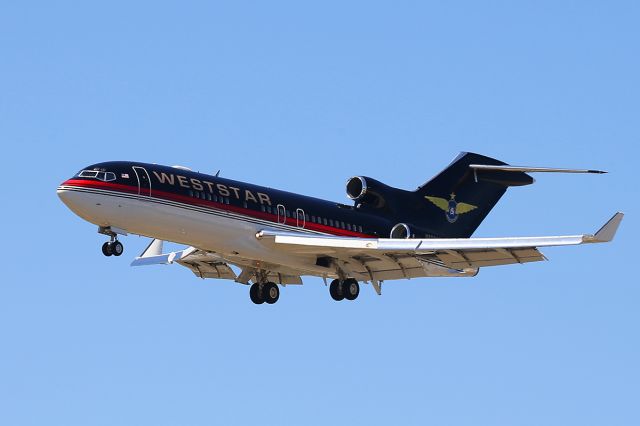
(57, 152, 623, 304)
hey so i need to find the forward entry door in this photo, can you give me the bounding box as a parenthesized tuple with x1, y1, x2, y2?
(132, 166, 152, 197)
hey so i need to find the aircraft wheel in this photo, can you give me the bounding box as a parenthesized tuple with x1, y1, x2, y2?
(343, 279, 360, 301)
(110, 241, 124, 256)
(249, 283, 264, 304)
(263, 282, 280, 304)
(102, 242, 113, 256)
(329, 279, 344, 301)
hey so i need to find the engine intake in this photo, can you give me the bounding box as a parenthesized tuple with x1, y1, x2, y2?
(390, 223, 411, 239)
(346, 176, 367, 200)
(345, 176, 394, 209)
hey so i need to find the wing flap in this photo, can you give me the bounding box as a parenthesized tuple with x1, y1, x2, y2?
(436, 247, 545, 268)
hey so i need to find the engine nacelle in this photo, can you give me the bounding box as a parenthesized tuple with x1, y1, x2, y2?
(346, 176, 394, 209)
(346, 176, 368, 200)
(390, 223, 412, 239)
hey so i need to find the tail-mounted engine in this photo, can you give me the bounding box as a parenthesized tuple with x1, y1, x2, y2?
(346, 176, 396, 210)
(390, 223, 411, 239)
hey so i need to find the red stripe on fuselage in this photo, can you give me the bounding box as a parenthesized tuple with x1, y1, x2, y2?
(61, 179, 375, 238)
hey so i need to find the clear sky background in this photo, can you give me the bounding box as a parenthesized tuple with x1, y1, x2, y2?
(1, 1, 638, 425)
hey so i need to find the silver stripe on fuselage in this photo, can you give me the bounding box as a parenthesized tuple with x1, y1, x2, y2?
(58, 185, 334, 236)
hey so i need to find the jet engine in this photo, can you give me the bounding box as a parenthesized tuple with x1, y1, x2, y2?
(390, 223, 412, 239)
(346, 176, 395, 209)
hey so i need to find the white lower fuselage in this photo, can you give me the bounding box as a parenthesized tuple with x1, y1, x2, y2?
(57, 184, 330, 277)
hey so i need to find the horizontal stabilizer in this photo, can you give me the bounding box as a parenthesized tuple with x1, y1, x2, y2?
(469, 164, 607, 174)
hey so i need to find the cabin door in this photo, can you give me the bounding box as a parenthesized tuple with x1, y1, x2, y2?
(276, 204, 287, 224)
(296, 208, 306, 228)
(132, 166, 152, 197)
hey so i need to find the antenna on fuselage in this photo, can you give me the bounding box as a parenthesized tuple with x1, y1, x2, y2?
(215, 170, 220, 177)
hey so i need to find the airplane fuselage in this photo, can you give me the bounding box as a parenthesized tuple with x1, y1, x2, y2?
(57, 161, 396, 276)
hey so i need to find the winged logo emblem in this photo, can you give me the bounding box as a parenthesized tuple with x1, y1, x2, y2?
(425, 193, 477, 223)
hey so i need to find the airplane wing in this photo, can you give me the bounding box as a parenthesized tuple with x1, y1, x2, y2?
(131, 239, 303, 284)
(131, 239, 237, 280)
(256, 212, 623, 289)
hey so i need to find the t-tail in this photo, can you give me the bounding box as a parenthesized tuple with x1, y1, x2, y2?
(407, 152, 607, 238)
(409, 152, 533, 238)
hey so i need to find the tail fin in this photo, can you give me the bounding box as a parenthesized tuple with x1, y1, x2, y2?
(412, 152, 534, 238)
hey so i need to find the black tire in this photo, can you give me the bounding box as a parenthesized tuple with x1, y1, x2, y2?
(343, 279, 360, 301)
(263, 282, 280, 304)
(111, 241, 124, 256)
(249, 283, 264, 304)
(329, 279, 344, 301)
(102, 242, 113, 256)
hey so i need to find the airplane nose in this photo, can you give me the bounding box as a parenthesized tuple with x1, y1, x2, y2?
(57, 179, 83, 211)
(57, 186, 76, 211)
(57, 180, 98, 223)
(57, 179, 73, 203)
(57, 186, 70, 202)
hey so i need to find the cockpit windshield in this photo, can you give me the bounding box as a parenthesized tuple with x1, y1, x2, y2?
(77, 170, 117, 182)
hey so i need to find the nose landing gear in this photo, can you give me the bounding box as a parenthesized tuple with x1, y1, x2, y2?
(101, 239, 124, 256)
(98, 226, 127, 257)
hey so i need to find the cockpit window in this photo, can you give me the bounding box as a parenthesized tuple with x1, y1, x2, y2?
(78, 170, 99, 178)
(101, 172, 117, 182)
(78, 170, 117, 182)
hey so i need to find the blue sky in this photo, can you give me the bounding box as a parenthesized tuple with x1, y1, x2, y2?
(1, 1, 638, 425)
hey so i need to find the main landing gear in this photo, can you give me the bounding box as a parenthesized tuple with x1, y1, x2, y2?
(101, 239, 124, 257)
(249, 282, 280, 305)
(329, 278, 360, 302)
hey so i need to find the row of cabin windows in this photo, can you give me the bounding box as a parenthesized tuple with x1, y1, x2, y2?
(189, 190, 363, 233)
(310, 215, 363, 233)
(189, 190, 230, 205)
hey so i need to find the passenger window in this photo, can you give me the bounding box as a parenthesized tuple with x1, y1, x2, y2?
(189, 190, 194, 197)
(323, 218, 328, 226)
(358, 226, 363, 233)
(340, 221, 345, 229)
(329, 219, 334, 227)
(311, 216, 316, 223)
(305, 214, 310, 222)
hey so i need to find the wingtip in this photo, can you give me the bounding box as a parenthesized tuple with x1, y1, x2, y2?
(591, 212, 624, 242)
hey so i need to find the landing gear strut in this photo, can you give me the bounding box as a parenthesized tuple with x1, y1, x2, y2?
(249, 281, 280, 304)
(329, 278, 359, 302)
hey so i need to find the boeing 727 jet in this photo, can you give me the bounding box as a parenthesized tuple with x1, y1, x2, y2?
(57, 152, 623, 304)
